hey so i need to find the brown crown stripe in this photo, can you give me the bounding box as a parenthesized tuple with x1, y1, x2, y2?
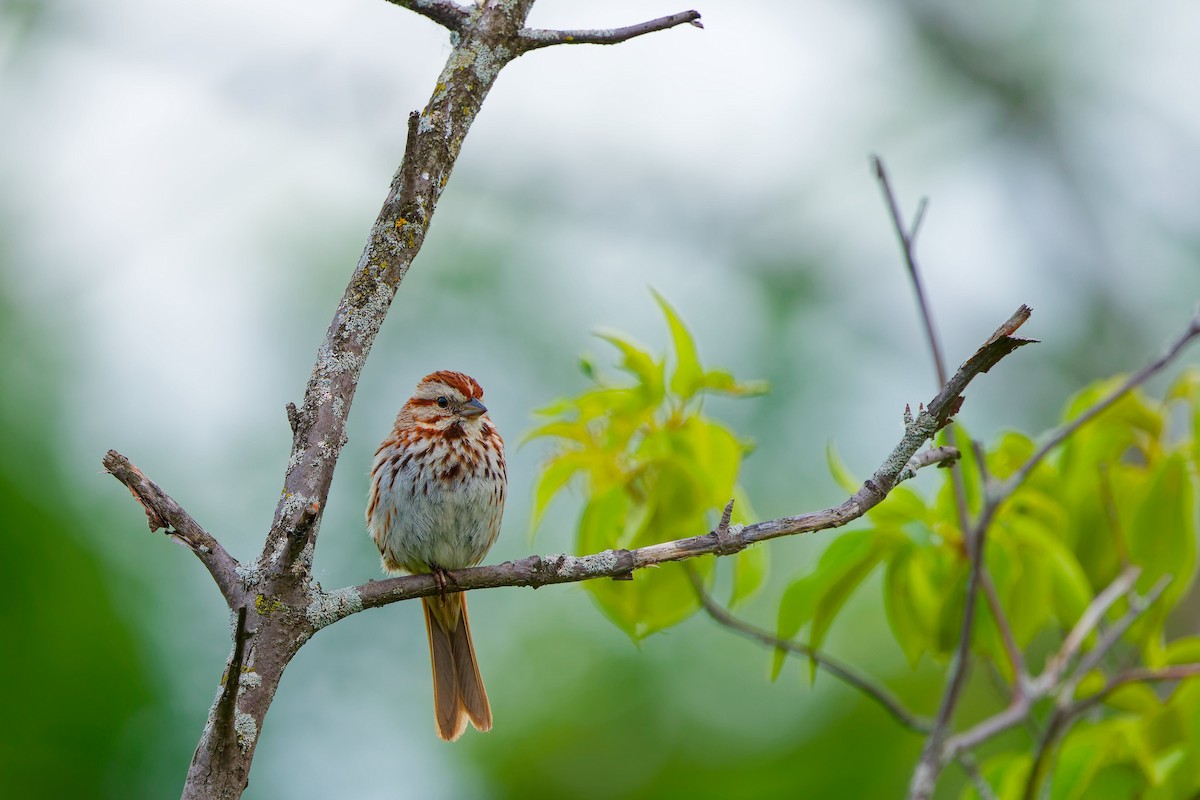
(421, 370, 484, 400)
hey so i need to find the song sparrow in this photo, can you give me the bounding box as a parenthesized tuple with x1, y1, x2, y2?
(366, 370, 507, 741)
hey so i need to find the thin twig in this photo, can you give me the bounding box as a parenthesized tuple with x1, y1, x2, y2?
(685, 567, 934, 734)
(1020, 662, 1200, 794)
(1060, 575, 1171, 700)
(955, 751, 998, 800)
(1034, 566, 1140, 694)
(518, 10, 702, 52)
(881, 159, 1032, 800)
(384, 0, 470, 31)
(873, 155, 946, 385)
(1023, 575, 1173, 799)
(102, 450, 244, 608)
(1005, 310, 1200, 494)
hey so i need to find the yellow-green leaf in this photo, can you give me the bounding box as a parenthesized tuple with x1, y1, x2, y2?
(652, 289, 703, 401)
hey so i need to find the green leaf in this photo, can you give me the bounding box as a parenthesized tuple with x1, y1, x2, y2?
(577, 485, 629, 555)
(651, 289, 704, 401)
(825, 442, 860, 494)
(966, 752, 1030, 800)
(528, 450, 587, 539)
(521, 419, 591, 446)
(1104, 683, 1162, 715)
(775, 528, 902, 682)
(595, 331, 665, 405)
(870, 485, 930, 528)
(884, 542, 927, 669)
(698, 369, 770, 397)
(884, 540, 964, 666)
(1129, 452, 1195, 607)
(588, 561, 707, 641)
(1163, 636, 1200, 666)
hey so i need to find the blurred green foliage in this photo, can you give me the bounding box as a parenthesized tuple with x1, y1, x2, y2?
(0, 288, 164, 798)
(529, 296, 1200, 799)
(528, 291, 768, 639)
(783, 372, 1200, 798)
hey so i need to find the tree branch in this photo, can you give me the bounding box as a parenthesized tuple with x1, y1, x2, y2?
(102, 449, 244, 609)
(939, 568, 1170, 769)
(335, 444, 962, 617)
(309, 308, 1031, 628)
(257, 0, 537, 580)
(384, 0, 470, 31)
(907, 307, 1200, 800)
(518, 10, 703, 52)
(684, 566, 934, 734)
(880, 155, 1033, 800)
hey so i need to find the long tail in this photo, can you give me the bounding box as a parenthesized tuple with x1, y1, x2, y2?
(422, 594, 492, 741)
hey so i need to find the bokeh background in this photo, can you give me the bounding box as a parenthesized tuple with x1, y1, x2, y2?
(3, 0, 1199, 797)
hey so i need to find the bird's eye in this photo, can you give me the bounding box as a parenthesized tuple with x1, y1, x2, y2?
(436, 396, 449, 408)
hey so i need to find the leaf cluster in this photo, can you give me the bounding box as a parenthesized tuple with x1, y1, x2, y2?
(527, 291, 768, 639)
(780, 369, 1200, 798)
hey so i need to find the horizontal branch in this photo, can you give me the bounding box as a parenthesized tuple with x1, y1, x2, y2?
(102, 449, 244, 608)
(518, 10, 702, 52)
(303, 305, 1033, 630)
(384, 0, 470, 31)
(330, 444, 959, 623)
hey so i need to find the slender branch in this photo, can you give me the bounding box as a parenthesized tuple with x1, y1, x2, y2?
(1005, 309, 1200, 494)
(257, 0, 537, 578)
(1033, 565, 1140, 694)
(907, 306, 1200, 799)
(942, 569, 1172, 767)
(384, 0, 470, 31)
(102, 449, 244, 609)
(320, 300, 1033, 626)
(1075, 663, 1200, 715)
(896, 445, 960, 482)
(684, 566, 934, 734)
(1017, 661, 1200, 799)
(883, 158, 1033, 800)
(873, 155, 946, 385)
(518, 10, 702, 52)
(1023, 575, 1173, 799)
(955, 751, 998, 800)
(1060, 575, 1171, 701)
(971, 438, 1028, 686)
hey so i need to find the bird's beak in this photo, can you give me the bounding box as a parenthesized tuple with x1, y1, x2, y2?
(460, 398, 487, 418)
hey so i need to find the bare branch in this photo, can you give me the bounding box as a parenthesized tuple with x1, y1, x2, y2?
(257, 1, 538, 576)
(1061, 575, 1171, 700)
(896, 445, 960, 482)
(907, 308, 1200, 798)
(1034, 565, 1140, 694)
(873, 155, 947, 386)
(941, 569, 1174, 766)
(685, 566, 934, 734)
(102, 449, 244, 608)
(879, 161, 1030, 795)
(1023, 575, 1173, 799)
(955, 752, 998, 800)
(384, 0, 470, 31)
(518, 10, 702, 52)
(313, 310, 1030, 629)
